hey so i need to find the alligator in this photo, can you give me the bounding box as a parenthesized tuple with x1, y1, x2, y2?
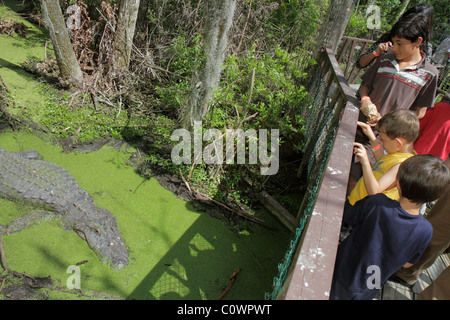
(0, 147, 129, 270)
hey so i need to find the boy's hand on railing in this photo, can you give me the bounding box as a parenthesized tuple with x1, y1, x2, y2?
(353, 142, 370, 166)
(357, 121, 377, 142)
(357, 121, 384, 161)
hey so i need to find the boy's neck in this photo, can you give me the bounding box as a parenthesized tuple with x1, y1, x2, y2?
(398, 50, 423, 68)
(398, 197, 422, 216)
(392, 142, 415, 155)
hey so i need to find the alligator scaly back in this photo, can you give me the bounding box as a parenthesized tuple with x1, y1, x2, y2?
(0, 147, 129, 270)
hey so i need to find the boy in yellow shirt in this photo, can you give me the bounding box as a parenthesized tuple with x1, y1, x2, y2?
(348, 109, 419, 205)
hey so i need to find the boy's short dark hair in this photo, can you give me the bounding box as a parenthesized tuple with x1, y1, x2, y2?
(390, 13, 430, 53)
(376, 109, 419, 142)
(397, 154, 450, 204)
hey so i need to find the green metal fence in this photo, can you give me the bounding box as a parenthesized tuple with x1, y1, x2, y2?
(265, 48, 360, 300)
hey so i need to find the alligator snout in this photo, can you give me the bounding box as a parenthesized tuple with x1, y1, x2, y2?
(75, 216, 129, 270)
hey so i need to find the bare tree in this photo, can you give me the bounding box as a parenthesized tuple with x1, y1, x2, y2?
(182, 0, 237, 128)
(40, 0, 83, 88)
(315, 0, 355, 54)
(112, 0, 141, 70)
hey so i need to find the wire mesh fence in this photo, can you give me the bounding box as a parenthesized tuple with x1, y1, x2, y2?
(265, 48, 359, 300)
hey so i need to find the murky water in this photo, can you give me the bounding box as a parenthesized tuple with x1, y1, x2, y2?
(0, 2, 290, 300)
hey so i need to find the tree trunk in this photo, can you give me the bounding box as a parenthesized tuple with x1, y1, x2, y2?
(40, 0, 83, 88)
(315, 0, 355, 55)
(112, 0, 141, 71)
(136, 0, 150, 33)
(182, 0, 237, 128)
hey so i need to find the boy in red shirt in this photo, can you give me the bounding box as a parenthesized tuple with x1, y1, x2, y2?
(414, 101, 450, 161)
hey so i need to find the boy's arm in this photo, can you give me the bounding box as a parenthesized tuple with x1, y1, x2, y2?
(359, 85, 381, 125)
(354, 142, 401, 195)
(359, 84, 372, 108)
(358, 41, 392, 68)
(365, 163, 401, 196)
(403, 263, 414, 268)
(357, 121, 384, 161)
(411, 70, 439, 119)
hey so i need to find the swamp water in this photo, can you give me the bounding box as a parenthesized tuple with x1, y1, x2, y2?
(0, 2, 290, 300)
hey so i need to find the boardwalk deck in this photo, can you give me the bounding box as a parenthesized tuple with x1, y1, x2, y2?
(272, 43, 449, 301)
(378, 253, 450, 300)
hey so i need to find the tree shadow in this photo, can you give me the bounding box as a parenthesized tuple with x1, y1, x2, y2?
(0, 57, 38, 81)
(128, 200, 290, 300)
(128, 208, 236, 300)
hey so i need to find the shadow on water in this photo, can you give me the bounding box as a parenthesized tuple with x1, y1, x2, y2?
(0, 57, 38, 81)
(129, 201, 289, 300)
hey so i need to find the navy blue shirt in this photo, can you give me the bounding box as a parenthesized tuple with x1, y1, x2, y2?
(332, 194, 432, 297)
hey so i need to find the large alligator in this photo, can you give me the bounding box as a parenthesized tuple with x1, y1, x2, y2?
(0, 147, 129, 270)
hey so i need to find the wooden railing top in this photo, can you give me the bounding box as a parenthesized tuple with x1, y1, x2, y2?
(337, 36, 376, 84)
(276, 48, 359, 300)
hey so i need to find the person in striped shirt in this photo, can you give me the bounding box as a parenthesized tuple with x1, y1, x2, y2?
(359, 13, 438, 124)
(348, 14, 439, 192)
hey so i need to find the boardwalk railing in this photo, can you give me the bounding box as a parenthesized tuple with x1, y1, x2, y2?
(265, 47, 360, 300)
(336, 36, 375, 84)
(265, 36, 449, 301)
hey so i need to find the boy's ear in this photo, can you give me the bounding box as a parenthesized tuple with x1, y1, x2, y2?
(415, 36, 423, 47)
(395, 137, 405, 148)
(396, 180, 402, 197)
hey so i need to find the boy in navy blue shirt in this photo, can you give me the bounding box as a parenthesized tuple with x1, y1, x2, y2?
(331, 154, 450, 300)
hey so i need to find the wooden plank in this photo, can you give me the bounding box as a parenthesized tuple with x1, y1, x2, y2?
(325, 48, 361, 104)
(440, 253, 450, 266)
(279, 103, 359, 299)
(348, 41, 370, 83)
(277, 48, 359, 300)
(382, 281, 414, 300)
(426, 257, 447, 281)
(381, 253, 450, 299)
(259, 191, 298, 232)
(344, 41, 356, 79)
(412, 271, 432, 294)
(337, 38, 351, 64)
(412, 254, 450, 294)
(341, 36, 376, 44)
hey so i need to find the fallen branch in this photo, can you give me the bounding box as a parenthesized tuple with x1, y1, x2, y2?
(179, 168, 192, 194)
(0, 277, 5, 293)
(178, 169, 268, 226)
(0, 234, 9, 271)
(217, 269, 241, 300)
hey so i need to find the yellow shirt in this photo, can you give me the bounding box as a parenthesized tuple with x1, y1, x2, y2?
(348, 152, 415, 205)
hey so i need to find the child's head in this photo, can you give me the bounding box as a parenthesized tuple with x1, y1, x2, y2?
(400, 4, 434, 41)
(390, 13, 430, 59)
(376, 109, 419, 153)
(397, 154, 450, 204)
(379, 4, 434, 47)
